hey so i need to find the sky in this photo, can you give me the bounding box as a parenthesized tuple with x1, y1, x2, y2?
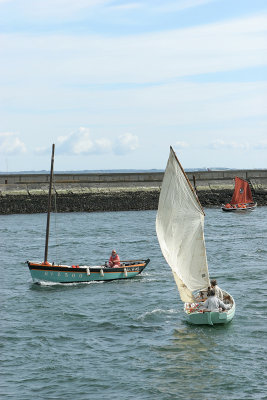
(0, 0, 266, 172)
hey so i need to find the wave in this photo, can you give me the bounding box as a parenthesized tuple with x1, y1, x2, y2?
(137, 308, 178, 322)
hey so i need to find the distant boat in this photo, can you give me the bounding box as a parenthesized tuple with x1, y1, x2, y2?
(222, 176, 257, 212)
(156, 147, 235, 325)
(26, 144, 150, 284)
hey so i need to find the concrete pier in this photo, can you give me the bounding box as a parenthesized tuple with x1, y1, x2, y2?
(0, 170, 267, 214)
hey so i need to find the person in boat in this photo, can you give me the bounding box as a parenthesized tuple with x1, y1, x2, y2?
(109, 249, 120, 267)
(210, 279, 223, 300)
(224, 294, 231, 305)
(200, 289, 230, 312)
(196, 287, 210, 301)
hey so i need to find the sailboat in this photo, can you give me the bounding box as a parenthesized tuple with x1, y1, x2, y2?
(156, 147, 235, 325)
(26, 144, 150, 284)
(222, 176, 257, 212)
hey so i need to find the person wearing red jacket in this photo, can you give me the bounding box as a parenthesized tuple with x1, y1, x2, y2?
(109, 249, 120, 267)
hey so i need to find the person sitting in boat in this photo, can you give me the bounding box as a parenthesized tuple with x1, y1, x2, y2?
(109, 249, 120, 267)
(224, 294, 232, 305)
(210, 279, 223, 300)
(200, 290, 230, 312)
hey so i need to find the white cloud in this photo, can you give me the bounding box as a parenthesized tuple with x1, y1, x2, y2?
(208, 139, 250, 150)
(0, 0, 217, 20)
(0, 132, 27, 155)
(174, 141, 189, 149)
(1, 13, 266, 87)
(113, 132, 139, 155)
(35, 128, 139, 156)
(11, 0, 111, 19)
(108, 2, 142, 11)
(95, 138, 113, 152)
(155, 0, 217, 13)
(72, 128, 94, 154)
(54, 127, 112, 155)
(254, 140, 267, 150)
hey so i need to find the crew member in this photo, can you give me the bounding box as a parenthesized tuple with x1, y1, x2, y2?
(210, 279, 223, 300)
(201, 290, 230, 312)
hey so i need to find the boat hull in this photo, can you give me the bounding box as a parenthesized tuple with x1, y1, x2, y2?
(222, 203, 257, 212)
(26, 259, 150, 284)
(185, 304, 235, 325)
(184, 291, 235, 325)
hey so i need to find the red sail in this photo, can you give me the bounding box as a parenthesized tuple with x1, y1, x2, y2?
(230, 177, 254, 205)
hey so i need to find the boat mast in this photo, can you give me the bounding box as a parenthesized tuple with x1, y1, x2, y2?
(44, 143, 55, 263)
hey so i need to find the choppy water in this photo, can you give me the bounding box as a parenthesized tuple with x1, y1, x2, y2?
(1, 208, 267, 400)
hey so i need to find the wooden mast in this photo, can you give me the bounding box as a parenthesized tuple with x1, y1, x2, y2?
(44, 144, 55, 263)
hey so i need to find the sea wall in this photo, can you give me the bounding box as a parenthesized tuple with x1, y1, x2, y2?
(0, 170, 267, 214)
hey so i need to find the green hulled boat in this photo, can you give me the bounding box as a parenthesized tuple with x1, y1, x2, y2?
(184, 290, 235, 326)
(26, 144, 150, 284)
(27, 259, 150, 284)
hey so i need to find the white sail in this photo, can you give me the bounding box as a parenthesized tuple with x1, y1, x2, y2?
(156, 147, 210, 303)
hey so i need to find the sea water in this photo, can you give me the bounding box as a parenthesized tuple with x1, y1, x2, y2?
(1, 208, 266, 400)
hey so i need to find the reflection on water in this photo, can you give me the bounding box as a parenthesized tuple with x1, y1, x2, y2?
(151, 326, 236, 398)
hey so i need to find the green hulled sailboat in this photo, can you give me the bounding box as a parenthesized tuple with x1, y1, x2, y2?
(26, 144, 150, 284)
(156, 147, 235, 325)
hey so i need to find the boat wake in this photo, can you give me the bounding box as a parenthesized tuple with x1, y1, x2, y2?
(138, 308, 178, 322)
(31, 279, 105, 287)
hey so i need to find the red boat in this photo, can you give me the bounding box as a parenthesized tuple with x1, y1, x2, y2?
(222, 177, 257, 212)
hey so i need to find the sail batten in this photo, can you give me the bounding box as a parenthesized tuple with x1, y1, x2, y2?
(156, 147, 210, 303)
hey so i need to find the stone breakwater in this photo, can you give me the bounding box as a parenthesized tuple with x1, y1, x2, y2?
(0, 170, 267, 215)
(0, 188, 160, 215)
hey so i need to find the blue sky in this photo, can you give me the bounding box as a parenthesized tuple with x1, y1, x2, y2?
(0, 0, 266, 171)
